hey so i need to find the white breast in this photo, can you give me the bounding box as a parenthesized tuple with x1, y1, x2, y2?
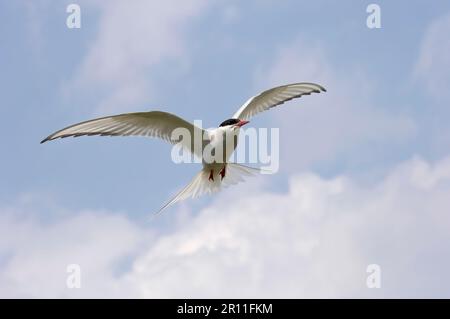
(204, 127, 239, 164)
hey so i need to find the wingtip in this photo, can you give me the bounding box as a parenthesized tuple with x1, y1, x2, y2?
(315, 83, 326, 92)
(297, 82, 326, 93)
(40, 137, 50, 144)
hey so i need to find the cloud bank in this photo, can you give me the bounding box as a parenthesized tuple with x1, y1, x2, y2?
(1, 155, 449, 298)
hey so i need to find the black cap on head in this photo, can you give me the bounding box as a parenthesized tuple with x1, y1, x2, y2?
(219, 118, 240, 127)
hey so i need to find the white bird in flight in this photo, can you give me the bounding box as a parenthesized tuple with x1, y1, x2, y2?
(41, 82, 326, 214)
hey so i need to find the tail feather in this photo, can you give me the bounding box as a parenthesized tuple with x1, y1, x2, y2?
(221, 163, 261, 187)
(152, 163, 263, 217)
(153, 170, 214, 217)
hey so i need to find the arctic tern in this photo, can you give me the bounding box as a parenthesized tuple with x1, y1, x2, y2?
(41, 82, 326, 213)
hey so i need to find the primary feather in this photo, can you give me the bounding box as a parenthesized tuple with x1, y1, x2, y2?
(232, 82, 326, 120)
(41, 111, 206, 158)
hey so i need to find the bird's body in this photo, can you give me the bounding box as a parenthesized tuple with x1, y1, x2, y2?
(41, 82, 326, 214)
(203, 123, 242, 168)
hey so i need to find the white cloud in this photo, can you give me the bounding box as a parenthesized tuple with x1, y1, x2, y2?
(252, 37, 416, 171)
(2, 155, 450, 297)
(0, 209, 148, 298)
(67, 0, 210, 114)
(414, 12, 450, 100)
(124, 155, 450, 298)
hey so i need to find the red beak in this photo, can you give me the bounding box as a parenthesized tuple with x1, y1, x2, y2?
(236, 120, 250, 127)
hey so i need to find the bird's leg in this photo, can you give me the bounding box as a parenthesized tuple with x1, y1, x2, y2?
(219, 165, 226, 180)
(208, 169, 214, 182)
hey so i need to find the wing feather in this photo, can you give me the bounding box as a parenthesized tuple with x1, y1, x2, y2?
(41, 111, 206, 157)
(232, 82, 326, 120)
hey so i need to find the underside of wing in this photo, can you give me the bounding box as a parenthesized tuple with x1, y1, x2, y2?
(41, 111, 206, 157)
(232, 82, 326, 120)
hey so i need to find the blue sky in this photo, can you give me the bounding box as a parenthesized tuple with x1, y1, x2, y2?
(1, 0, 450, 297)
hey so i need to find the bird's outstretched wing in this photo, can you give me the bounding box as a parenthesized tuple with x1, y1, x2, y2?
(41, 111, 206, 157)
(232, 82, 326, 121)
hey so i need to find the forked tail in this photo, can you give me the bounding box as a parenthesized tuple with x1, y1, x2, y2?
(152, 163, 263, 217)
